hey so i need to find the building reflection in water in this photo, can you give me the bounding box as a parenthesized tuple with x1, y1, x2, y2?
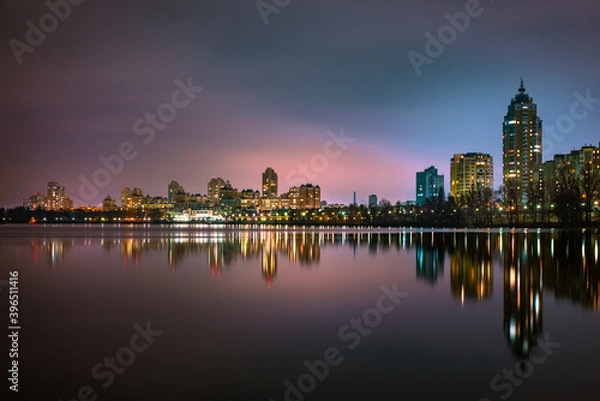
(502, 231, 543, 358)
(101, 231, 324, 285)
(25, 240, 73, 267)
(262, 233, 277, 287)
(450, 232, 494, 304)
(415, 231, 445, 285)
(543, 230, 600, 311)
(16, 227, 600, 357)
(500, 230, 600, 358)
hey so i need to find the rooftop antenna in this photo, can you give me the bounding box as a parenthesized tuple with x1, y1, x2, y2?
(518, 77, 526, 93)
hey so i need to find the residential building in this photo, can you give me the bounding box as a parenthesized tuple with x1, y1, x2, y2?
(102, 195, 117, 211)
(416, 166, 444, 206)
(168, 180, 183, 204)
(450, 153, 493, 199)
(262, 167, 278, 198)
(121, 187, 132, 209)
(207, 177, 226, 202)
(25, 192, 46, 210)
(121, 186, 145, 210)
(47, 181, 72, 210)
(502, 78, 543, 206)
(288, 184, 321, 209)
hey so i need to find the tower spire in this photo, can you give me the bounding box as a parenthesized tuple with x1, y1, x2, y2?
(519, 77, 526, 93)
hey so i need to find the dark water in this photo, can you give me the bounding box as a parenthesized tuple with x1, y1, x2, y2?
(0, 225, 599, 401)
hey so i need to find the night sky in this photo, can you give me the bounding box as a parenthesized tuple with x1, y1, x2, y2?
(1, 0, 599, 207)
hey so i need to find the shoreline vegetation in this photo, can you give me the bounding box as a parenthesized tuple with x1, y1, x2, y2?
(1, 205, 598, 229)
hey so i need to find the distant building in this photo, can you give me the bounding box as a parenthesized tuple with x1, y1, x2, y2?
(240, 189, 260, 209)
(121, 187, 132, 208)
(187, 194, 209, 210)
(502, 78, 543, 206)
(541, 142, 600, 199)
(583, 143, 600, 172)
(540, 159, 557, 199)
(288, 184, 321, 209)
(554, 144, 600, 177)
(131, 187, 145, 209)
(300, 184, 320, 209)
(450, 153, 493, 199)
(191, 209, 223, 221)
(172, 209, 223, 223)
(207, 177, 226, 202)
(220, 181, 238, 200)
(102, 195, 117, 211)
(173, 188, 190, 210)
(25, 192, 46, 210)
(144, 197, 171, 210)
(240, 189, 260, 199)
(289, 186, 300, 209)
(368, 194, 378, 207)
(121, 186, 144, 210)
(416, 166, 444, 206)
(260, 197, 284, 211)
(168, 180, 182, 204)
(47, 181, 72, 210)
(262, 167, 278, 198)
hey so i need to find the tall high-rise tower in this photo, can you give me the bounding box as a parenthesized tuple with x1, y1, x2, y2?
(502, 78, 543, 206)
(262, 167, 278, 198)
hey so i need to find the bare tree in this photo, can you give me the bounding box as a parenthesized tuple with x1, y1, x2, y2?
(525, 178, 543, 224)
(552, 163, 582, 225)
(504, 178, 520, 225)
(580, 162, 600, 225)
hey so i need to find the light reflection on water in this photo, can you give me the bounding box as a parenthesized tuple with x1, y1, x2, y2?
(0, 225, 598, 400)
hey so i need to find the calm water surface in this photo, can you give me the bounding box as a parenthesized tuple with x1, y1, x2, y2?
(0, 225, 599, 401)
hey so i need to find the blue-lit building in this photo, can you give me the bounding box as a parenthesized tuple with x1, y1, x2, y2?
(416, 166, 444, 206)
(368, 194, 378, 207)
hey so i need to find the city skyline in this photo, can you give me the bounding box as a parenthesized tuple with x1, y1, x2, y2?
(2, 1, 600, 208)
(2, 3, 600, 400)
(11, 132, 600, 210)
(3, 77, 599, 209)
(22, 166, 327, 212)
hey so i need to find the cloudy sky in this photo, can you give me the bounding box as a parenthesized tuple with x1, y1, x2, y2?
(1, 0, 599, 207)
